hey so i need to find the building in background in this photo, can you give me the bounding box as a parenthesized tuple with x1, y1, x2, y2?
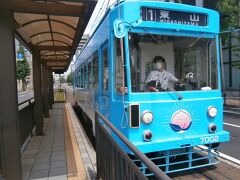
(222, 31, 240, 90)
(160, 0, 216, 8)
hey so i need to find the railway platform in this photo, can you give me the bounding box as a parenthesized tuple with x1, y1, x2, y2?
(21, 103, 96, 180)
(19, 101, 240, 180)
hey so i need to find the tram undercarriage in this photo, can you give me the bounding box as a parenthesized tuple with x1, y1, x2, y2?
(131, 144, 220, 175)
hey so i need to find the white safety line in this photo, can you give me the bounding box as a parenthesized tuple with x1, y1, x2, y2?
(217, 152, 240, 166)
(225, 107, 240, 110)
(224, 110, 240, 115)
(224, 122, 240, 128)
(198, 145, 240, 166)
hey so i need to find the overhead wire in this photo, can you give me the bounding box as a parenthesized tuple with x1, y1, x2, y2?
(88, 0, 111, 35)
(87, 0, 106, 35)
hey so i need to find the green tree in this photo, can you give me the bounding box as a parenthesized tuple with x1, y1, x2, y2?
(60, 76, 65, 83)
(66, 73, 73, 84)
(16, 46, 30, 91)
(217, 0, 240, 70)
(217, 0, 240, 31)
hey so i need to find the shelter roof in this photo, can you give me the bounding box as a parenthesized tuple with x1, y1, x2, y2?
(1, 0, 96, 73)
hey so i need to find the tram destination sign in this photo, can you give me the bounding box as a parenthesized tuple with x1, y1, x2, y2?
(141, 8, 207, 26)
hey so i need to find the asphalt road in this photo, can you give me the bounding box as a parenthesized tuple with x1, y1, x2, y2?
(220, 112, 240, 160)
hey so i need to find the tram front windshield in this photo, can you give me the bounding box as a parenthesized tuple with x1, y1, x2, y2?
(128, 33, 218, 93)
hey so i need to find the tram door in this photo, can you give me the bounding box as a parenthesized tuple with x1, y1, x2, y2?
(99, 42, 110, 118)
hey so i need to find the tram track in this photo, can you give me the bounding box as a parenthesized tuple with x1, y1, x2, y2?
(170, 159, 240, 180)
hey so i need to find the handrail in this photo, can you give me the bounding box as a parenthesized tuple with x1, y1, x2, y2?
(18, 97, 34, 106)
(95, 110, 171, 180)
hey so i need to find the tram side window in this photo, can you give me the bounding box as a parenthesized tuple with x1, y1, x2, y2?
(80, 67, 84, 88)
(78, 68, 80, 88)
(102, 46, 108, 91)
(74, 70, 76, 87)
(73, 71, 75, 87)
(115, 38, 125, 93)
(84, 64, 87, 89)
(88, 62, 92, 89)
(75, 68, 78, 88)
(129, 34, 140, 92)
(93, 52, 98, 89)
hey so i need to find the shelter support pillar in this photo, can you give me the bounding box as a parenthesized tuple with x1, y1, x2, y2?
(42, 63, 49, 117)
(33, 48, 44, 135)
(51, 73, 54, 105)
(0, 8, 22, 180)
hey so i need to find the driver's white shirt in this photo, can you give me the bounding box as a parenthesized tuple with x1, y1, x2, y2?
(145, 70, 178, 90)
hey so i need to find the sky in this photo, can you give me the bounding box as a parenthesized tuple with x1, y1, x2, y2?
(64, 0, 116, 77)
(83, 0, 177, 35)
(85, 0, 116, 35)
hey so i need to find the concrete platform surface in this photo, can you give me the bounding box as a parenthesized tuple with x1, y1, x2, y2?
(21, 103, 96, 180)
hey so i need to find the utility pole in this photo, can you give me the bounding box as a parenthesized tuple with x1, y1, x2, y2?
(196, 0, 203, 7)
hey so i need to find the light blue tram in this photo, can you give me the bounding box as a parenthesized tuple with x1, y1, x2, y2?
(73, 0, 230, 174)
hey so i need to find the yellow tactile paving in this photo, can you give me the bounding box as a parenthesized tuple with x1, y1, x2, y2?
(54, 90, 66, 102)
(64, 104, 87, 180)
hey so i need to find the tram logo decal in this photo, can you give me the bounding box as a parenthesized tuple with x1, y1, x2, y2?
(170, 109, 192, 133)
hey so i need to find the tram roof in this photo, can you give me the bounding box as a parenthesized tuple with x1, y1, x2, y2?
(1, 0, 96, 74)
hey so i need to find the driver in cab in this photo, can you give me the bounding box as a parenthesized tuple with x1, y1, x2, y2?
(145, 56, 193, 92)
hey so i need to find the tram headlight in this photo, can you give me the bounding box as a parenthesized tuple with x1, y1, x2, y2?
(208, 123, 217, 133)
(143, 130, 152, 141)
(141, 111, 154, 124)
(208, 106, 217, 118)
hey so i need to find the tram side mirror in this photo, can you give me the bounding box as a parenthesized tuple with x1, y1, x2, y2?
(113, 18, 126, 38)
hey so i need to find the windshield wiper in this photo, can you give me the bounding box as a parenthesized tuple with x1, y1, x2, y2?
(188, 32, 206, 48)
